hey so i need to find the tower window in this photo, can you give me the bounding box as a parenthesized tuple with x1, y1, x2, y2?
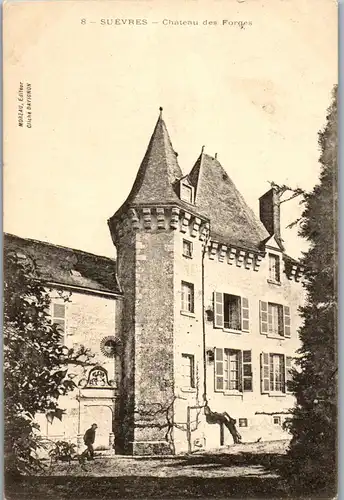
(181, 354, 195, 388)
(239, 418, 248, 427)
(181, 281, 194, 313)
(273, 416, 281, 425)
(182, 239, 193, 258)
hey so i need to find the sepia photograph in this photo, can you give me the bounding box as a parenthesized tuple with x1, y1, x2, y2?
(3, 0, 338, 498)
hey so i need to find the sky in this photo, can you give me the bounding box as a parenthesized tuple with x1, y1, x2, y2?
(4, 0, 337, 259)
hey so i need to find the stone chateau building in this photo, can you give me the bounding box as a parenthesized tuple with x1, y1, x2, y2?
(5, 109, 305, 455)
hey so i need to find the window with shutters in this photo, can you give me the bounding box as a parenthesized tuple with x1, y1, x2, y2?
(214, 348, 252, 393)
(285, 356, 293, 392)
(213, 292, 250, 332)
(181, 354, 195, 389)
(259, 301, 291, 338)
(181, 281, 194, 313)
(52, 302, 66, 342)
(268, 254, 281, 283)
(260, 352, 292, 395)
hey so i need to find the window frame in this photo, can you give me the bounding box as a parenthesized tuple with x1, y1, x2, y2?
(214, 347, 253, 394)
(182, 239, 193, 259)
(259, 301, 291, 339)
(268, 253, 281, 283)
(180, 182, 194, 204)
(181, 353, 195, 389)
(273, 416, 281, 425)
(269, 353, 285, 393)
(181, 281, 195, 314)
(51, 301, 66, 343)
(261, 352, 293, 395)
(239, 418, 248, 428)
(213, 292, 250, 333)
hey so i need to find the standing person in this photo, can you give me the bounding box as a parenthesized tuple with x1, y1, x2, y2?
(82, 423, 98, 461)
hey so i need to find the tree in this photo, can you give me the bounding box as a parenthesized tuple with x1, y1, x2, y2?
(4, 250, 93, 476)
(283, 85, 338, 495)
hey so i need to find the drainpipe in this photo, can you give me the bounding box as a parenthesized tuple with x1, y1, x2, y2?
(201, 232, 210, 407)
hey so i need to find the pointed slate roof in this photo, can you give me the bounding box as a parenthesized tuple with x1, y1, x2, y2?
(188, 153, 270, 250)
(124, 109, 183, 206)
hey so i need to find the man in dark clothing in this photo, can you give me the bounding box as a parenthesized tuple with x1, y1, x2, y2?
(82, 423, 97, 460)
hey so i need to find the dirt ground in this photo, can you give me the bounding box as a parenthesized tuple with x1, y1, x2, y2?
(5, 440, 326, 500)
(41, 439, 289, 478)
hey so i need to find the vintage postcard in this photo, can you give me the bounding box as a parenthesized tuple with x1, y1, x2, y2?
(3, 0, 338, 498)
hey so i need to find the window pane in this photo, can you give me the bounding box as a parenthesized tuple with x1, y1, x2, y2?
(54, 318, 65, 333)
(53, 303, 65, 318)
(243, 379, 252, 391)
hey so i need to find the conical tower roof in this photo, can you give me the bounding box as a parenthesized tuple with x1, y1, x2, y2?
(124, 108, 183, 206)
(188, 152, 269, 250)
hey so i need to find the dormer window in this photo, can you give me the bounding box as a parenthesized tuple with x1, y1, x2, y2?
(268, 253, 280, 283)
(180, 182, 194, 204)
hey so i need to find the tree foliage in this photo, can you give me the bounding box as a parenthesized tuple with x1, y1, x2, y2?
(4, 251, 93, 475)
(283, 85, 338, 495)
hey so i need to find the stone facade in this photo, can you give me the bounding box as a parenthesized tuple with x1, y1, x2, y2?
(35, 288, 122, 452)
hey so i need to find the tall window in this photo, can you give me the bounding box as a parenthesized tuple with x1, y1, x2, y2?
(181, 354, 195, 388)
(269, 254, 280, 282)
(214, 348, 252, 392)
(260, 301, 291, 338)
(270, 354, 284, 392)
(180, 183, 193, 204)
(224, 294, 241, 330)
(181, 281, 194, 313)
(224, 349, 240, 390)
(261, 352, 292, 394)
(213, 292, 250, 332)
(268, 303, 284, 335)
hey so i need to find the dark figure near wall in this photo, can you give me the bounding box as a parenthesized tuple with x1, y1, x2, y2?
(81, 423, 98, 461)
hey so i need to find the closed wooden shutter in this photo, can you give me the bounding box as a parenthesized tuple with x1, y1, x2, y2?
(241, 298, 250, 332)
(214, 347, 224, 391)
(260, 352, 270, 393)
(284, 306, 291, 337)
(260, 301, 268, 334)
(285, 356, 293, 392)
(214, 292, 224, 328)
(242, 350, 253, 391)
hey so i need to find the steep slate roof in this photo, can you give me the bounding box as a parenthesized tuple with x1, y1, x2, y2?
(188, 153, 270, 250)
(4, 233, 121, 296)
(124, 109, 183, 206)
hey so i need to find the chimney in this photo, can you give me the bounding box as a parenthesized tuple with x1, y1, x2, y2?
(259, 187, 281, 240)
